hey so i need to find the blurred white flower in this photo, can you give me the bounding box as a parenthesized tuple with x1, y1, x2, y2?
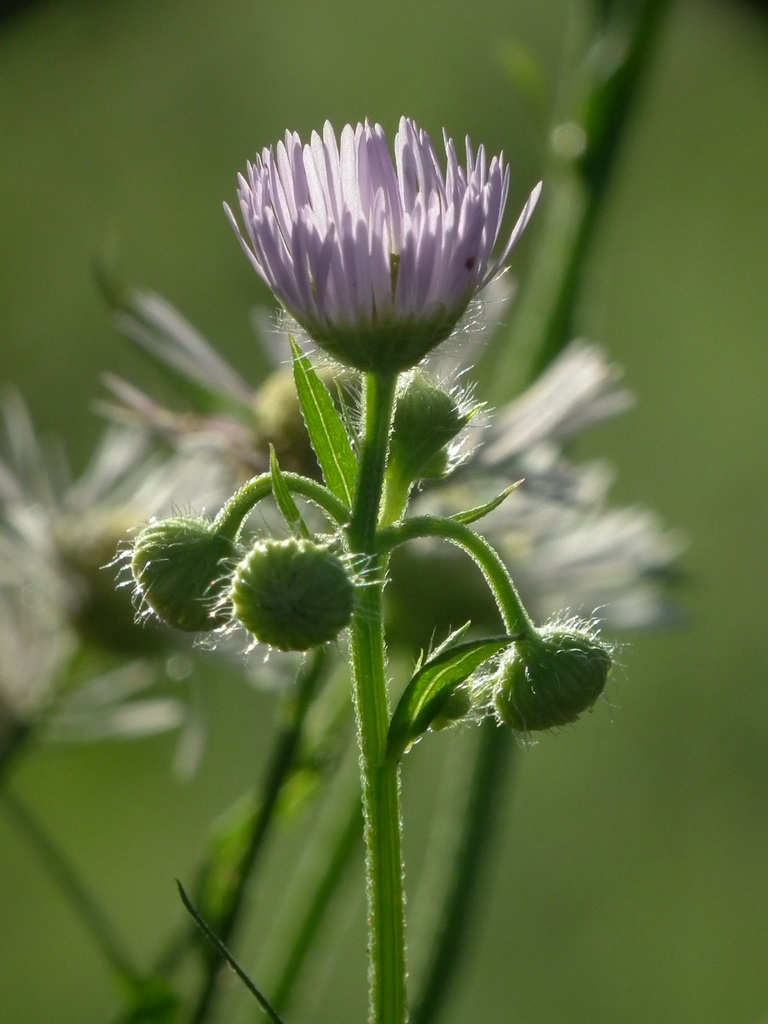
(406, 341, 683, 631)
(0, 392, 232, 762)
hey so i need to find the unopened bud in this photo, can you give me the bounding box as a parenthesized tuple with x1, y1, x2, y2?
(495, 626, 612, 732)
(428, 685, 473, 731)
(131, 517, 237, 632)
(389, 371, 471, 483)
(230, 538, 355, 651)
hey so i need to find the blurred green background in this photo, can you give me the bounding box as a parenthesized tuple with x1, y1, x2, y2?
(2, 0, 768, 1021)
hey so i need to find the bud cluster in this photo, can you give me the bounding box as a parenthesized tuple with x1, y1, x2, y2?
(129, 519, 356, 654)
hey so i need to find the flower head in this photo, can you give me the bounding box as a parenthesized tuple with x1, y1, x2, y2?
(226, 117, 540, 372)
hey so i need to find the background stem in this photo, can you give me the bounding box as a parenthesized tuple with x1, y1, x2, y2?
(416, 6, 671, 1021)
(485, 0, 670, 399)
(2, 787, 138, 982)
(410, 722, 516, 1024)
(186, 648, 326, 1024)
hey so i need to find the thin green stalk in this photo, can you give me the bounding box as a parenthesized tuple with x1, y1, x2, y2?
(410, 721, 516, 1024)
(486, 0, 670, 399)
(187, 648, 326, 1024)
(1, 786, 138, 982)
(178, 882, 286, 1024)
(268, 769, 362, 1012)
(213, 471, 349, 541)
(346, 370, 407, 1024)
(378, 515, 537, 637)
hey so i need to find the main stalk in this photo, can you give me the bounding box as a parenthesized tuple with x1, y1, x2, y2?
(346, 371, 407, 1024)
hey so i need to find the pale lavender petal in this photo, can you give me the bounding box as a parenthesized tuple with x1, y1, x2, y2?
(228, 117, 539, 368)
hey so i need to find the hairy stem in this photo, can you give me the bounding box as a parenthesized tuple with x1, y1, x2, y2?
(378, 514, 537, 637)
(346, 370, 407, 1024)
(213, 471, 349, 541)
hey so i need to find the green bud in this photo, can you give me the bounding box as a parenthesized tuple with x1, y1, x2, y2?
(231, 538, 355, 652)
(428, 685, 473, 731)
(389, 371, 472, 483)
(252, 364, 356, 478)
(495, 626, 612, 732)
(131, 517, 237, 632)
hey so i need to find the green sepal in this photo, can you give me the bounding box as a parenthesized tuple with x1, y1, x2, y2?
(450, 480, 523, 526)
(291, 339, 357, 508)
(387, 629, 518, 761)
(269, 445, 310, 539)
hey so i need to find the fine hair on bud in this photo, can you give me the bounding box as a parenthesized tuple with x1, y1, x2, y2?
(495, 621, 613, 732)
(389, 370, 474, 483)
(130, 516, 238, 632)
(230, 537, 356, 652)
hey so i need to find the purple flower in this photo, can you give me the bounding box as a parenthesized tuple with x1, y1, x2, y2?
(226, 117, 540, 372)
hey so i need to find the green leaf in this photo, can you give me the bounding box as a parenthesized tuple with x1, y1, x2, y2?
(177, 881, 286, 1024)
(291, 339, 357, 508)
(387, 633, 518, 760)
(270, 445, 311, 539)
(450, 480, 522, 526)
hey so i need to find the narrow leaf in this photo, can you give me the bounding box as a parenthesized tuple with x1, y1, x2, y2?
(291, 339, 357, 508)
(428, 621, 472, 660)
(387, 634, 519, 761)
(176, 881, 286, 1024)
(270, 446, 310, 538)
(450, 480, 523, 526)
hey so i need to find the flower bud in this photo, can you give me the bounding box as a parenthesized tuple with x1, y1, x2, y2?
(495, 626, 612, 732)
(428, 685, 473, 731)
(389, 371, 471, 483)
(252, 364, 356, 477)
(131, 517, 237, 632)
(230, 538, 355, 651)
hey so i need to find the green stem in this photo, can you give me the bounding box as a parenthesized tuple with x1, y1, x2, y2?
(346, 371, 407, 1024)
(186, 648, 326, 1024)
(177, 883, 286, 1024)
(268, 768, 362, 1012)
(213, 471, 349, 541)
(0, 721, 32, 787)
(486, 0, 670, 399)
(410, 721, 516, 1024)
(378, 515, 537, 637)
(1, 787, 138, 982)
